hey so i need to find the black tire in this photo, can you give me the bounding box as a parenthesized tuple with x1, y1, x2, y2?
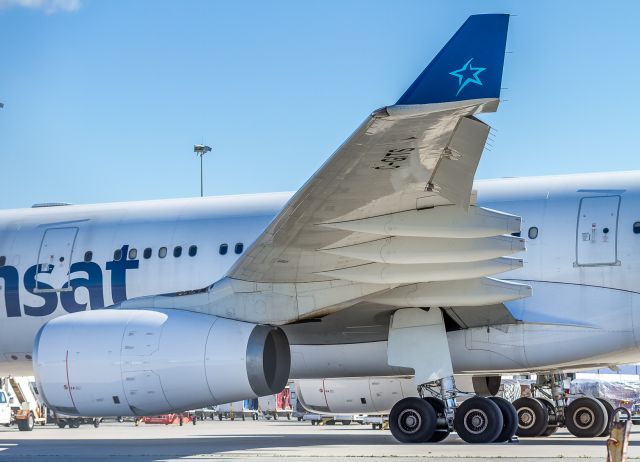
(341, 420, 351, 425)
(423, 397, 450, 443)
(117, 416, 123, 423)
(513, 397, 549, 437)
(93, 419, 100, 428)
(17, 413, 35, 432)
(297, 416, 302, 422)
(389, 397, 437, 443)
(69, 419, 81, 429)
(596, 398, 614, 437)
(488, 396, 518, 442)
(454, 396, 503, 444)
(542, 425, 558, 436)
(565, 397, 607, 438)
(57, 419, 67, 429)
(218, 414, 222, 421)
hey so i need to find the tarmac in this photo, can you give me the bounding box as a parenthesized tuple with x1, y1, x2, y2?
(0, 418, 637, 462)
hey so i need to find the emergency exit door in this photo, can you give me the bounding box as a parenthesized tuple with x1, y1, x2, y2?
(35, 227, 78, 292)
(576, 196, 620, 266)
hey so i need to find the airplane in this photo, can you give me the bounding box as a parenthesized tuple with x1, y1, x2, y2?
(0, 13, 638, 443)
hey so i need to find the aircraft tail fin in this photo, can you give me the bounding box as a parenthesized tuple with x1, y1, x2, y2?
(397, 14, 510, 105)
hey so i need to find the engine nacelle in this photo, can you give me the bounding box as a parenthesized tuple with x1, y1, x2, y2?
(296, 377, 418, 415)
(33, 309, 290, 417)
(296, 375, 502, 415)
(453, 374, 501, 396)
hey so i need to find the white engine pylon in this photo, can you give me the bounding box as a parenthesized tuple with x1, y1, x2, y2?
(387, 308, 453, 385)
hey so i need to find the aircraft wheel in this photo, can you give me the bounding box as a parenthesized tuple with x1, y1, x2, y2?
(454, 396, 503, 444)
(488, 396, 518, 442)
(423, 397, 450, 443)
(389, 397, 437, 443)
(541, 425, 558, 436)
(513, 397, 549, 437)
(596, 398, 614, 437)
(565, 397, 607, 438)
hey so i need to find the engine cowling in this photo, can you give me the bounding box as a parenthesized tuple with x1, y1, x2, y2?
(33, 309, 290, 417)
(296, 375, 502, 415)
(296, 377, 418, 414)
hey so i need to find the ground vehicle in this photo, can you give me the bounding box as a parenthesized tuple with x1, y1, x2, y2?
(0, 390, 10, 426)
(5, 377, 47, 431)
(216, 401, 259, 421)
(193, 407, 218, 420)
(259, 388, 292, 420)
(54, 416, 101, 428)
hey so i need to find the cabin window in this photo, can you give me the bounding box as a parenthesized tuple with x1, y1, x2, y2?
(189, 245, 197, 257)
(235, 243, 244, 254)
(528, 227, 539, 239)
(634, 222, 640, 234)
(173, 246, 182, 258)
(219, 244, 228, 255)
(128, 248, 137, 259)
(158, 247, 167, 258)
(84, 251, 93, 262)
(113, 249, 122, 261)
(143, 248, 152, 259)
(0, 256, 5, 267)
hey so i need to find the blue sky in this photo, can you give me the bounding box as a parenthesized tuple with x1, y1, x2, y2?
(1, 0, 639, 208)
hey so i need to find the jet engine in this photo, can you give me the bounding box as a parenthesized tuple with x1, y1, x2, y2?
(296, 377, 418, 414)
(296, 375, 502, 415)
(33, 309, 290, 417)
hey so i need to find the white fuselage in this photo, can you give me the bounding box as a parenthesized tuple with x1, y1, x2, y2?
(1, 171, 639, 376)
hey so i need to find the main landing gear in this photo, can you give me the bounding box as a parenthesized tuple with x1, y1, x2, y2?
(512, 373, 613, 438)
(388, 376, 519, 444)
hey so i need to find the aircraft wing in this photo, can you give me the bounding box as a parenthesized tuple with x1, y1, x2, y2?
(231, 14, 512, 282)
(142, 15, 531, 325)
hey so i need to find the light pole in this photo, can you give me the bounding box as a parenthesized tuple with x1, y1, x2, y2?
(193, 144, 212, 197)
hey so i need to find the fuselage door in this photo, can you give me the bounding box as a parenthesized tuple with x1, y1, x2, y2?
(35, 227, 79, 292)
(576, 196, 620, 266)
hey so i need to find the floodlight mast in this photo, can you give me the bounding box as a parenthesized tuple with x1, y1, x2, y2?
(193, 144, 212, 197)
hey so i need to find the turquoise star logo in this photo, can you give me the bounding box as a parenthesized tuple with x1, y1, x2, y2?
(449, 58, 486, 96)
